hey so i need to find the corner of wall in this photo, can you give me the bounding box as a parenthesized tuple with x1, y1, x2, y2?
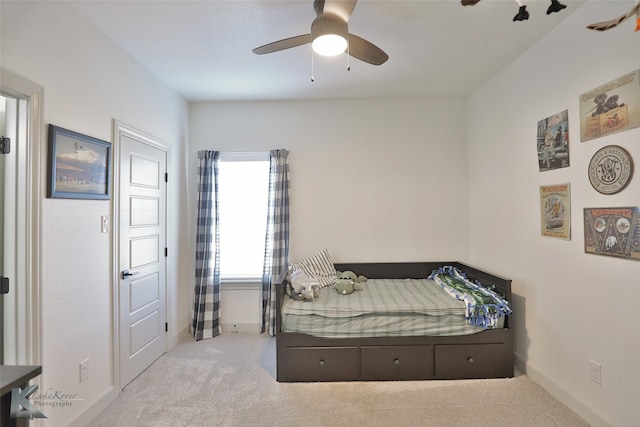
(514, 351, 614, 427)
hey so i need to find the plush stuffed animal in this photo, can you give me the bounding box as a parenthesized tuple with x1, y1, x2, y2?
(333, 271, 367, 295)
(288, 269, 320, 301)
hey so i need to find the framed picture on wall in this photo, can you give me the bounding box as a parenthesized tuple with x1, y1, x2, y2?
(540, 183, 571, 240)
(47, 124, 111, 199)
(579, 69, 640, 142)
(584, 207, 640, 261)
(537, 109, 570, 172)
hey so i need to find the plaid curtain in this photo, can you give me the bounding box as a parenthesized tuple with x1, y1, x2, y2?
(191, 150, 221, 341)
(261, 149, 290, 336)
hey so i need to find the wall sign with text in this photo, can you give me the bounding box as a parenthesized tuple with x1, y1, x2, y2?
(584, 207, 640, 262)
(588, 145, 634, 195)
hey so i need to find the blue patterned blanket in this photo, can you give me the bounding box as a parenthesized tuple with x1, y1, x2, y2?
(428, 266, 512, 328)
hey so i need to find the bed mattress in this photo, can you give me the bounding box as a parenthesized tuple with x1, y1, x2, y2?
(281, 278, 489, 338)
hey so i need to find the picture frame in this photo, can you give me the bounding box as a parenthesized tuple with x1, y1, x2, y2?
(584, 207, 640, 262)
(47, 124, 111, 200)
(579, 68, 640, 142)
(537, 110, 570, 172)
(540, 183, 571, 240)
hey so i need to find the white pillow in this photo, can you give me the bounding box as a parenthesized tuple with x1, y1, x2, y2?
(290, 249, 337, 288)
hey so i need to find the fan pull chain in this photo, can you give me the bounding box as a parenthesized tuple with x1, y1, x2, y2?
(347, 35, 351, 71)
(311, 48, 315, 82)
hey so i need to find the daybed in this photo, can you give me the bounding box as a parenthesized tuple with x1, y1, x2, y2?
(275, 261, 513, 382)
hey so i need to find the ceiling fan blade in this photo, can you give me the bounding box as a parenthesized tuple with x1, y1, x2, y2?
(322, 0, 357, 22)
(347, 34, 388, 65)
(253, 34, 313, 55)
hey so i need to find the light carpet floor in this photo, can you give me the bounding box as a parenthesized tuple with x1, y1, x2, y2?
(90, 333, 589, 427)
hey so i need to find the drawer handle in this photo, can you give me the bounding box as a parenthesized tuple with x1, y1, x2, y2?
(319, 360, 325, 367)
(394, 358, 400, 366)
(467, 357, 475, 364)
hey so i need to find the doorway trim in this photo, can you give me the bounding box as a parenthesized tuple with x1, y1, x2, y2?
(111, 120, 171, 393)
(0, 68, 44, 368)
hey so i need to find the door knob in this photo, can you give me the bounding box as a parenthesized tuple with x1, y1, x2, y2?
(121, 270, 139, 279)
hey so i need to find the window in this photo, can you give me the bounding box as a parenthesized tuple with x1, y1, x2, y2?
(218, 152, 270, 280)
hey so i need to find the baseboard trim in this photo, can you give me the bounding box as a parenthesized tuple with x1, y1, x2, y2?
(67, 386, 117, 427)
(67, 326, 189, 427)
(168, 325, 190, 350)
(513, 351, 614, 427)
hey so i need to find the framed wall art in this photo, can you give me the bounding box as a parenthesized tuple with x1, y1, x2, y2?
(47, 124, 111, 200)
(540, 183, 571, 240)
(579, 68, 640, 142)
(588, 145, 634, 195)
(537, 109, 569, 172)
(584, 207, 640, 261)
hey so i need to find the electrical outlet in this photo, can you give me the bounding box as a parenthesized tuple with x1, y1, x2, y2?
(590, 360, 601, 385)
(80, 359, 90, 382)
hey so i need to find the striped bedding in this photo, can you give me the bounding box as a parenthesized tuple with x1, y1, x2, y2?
(281, 278, 490, 338)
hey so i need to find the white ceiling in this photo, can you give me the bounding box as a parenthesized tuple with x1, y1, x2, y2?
(69, 0, 588, 102)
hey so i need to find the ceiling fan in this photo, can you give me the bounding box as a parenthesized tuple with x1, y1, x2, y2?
(252, 0, 388, 66)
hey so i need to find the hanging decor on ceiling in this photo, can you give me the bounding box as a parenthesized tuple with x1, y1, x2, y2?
(586, 0, 640, 32)
(462, 0, 640, 32)
(461, 0, 566, 22)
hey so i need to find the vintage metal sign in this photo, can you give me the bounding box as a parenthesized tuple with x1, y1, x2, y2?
(584, 207, 640, 261)
(540, 183, 571, 240)
(588, 145, 633, 195)
(579, 69, 640, 142)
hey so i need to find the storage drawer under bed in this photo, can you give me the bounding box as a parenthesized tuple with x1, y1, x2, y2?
(361, 345, 433, 380)
(434, 343, 512, 379)
(283, 347, 359, 382)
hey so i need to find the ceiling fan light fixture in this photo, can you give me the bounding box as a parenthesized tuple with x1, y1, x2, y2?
(310, 14, 348, 56)
(253, 1, 388, 66)
(312, 34, 347, 56)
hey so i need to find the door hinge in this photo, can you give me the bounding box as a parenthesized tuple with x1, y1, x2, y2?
(165, 172, 168, 183)
(165, 322, 168, 333)
(0, 136, 10, 154)
(1, 276, 9, 294)
(164, 248, 168, 257)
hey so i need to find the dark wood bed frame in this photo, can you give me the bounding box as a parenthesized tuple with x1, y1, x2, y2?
(275, 262, 513, 382)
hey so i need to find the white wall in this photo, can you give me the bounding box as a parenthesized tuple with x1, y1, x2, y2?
(189, 98, 469, 328)
(467, 2, 640, 426)
(1, 2, 190, 426)
(3, 0, 637, 426)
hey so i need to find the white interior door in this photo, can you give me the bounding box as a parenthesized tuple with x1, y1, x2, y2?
(1, 93, 28, 365)
(118, 128, 167, 387)
(0, 96, 6, 363)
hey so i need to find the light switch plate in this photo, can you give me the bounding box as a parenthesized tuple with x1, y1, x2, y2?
(101, 216, 109, 233)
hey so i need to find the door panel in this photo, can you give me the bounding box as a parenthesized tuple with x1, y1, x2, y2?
(119, 130, 167, 388)
(130, 310, 160, 354)
(130, 197, 159, 226)
(130, 154, 160, 187)
(129, 273, 159, 313)
(130, 236, 160, 268)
